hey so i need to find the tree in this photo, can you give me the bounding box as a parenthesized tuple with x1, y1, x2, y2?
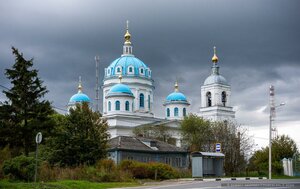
(211, 121, 252, 176)
(180, 114, 212, 151)
(46, 103, 110, 167)
(0, 47, 53, 156)
(249, 134, 298, 175)
(180, 115, 253, 175)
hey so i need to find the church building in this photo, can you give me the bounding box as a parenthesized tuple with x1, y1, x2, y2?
(67, 22, 235, 147)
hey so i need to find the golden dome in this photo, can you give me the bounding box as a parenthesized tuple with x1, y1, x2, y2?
(212, 46, 218, 63)
(118, 74, 123, 83)
(174, 81, 179, 92)
(124, 20, 131, 45)
(78, 76, 82, 91)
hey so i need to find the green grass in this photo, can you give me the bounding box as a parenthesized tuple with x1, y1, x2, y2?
(0, 180, 140, 189)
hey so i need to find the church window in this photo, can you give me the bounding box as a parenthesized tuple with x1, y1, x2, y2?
(174, 107, 179, 117)
(167, 108, 170, 117)
(107, 68, 111, 75)
(115, 101, 120, 110)
(116, 66, 121, 74)
(128, 66, 133, 73)
(141, 68, 144, 74)
(139, 93, 144, 108)
(108, 101, 111, 111)
(183, 108, 186, 117)
(206, 92, 212, 107)
(222, 91, 227, 106)
(125, 101, 130, 111)
(148, 95, 150, 110)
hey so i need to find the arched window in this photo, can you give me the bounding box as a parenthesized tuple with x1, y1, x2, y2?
(115, 101, 120, 111)
(167, 108, 170, 117)
(125, 101, 130, 111)
(129, 67, 133, 73)
(107, 68, 111, 75)
(174, 107, 179, 117)
(116, 67, 121, 74)
(148, 95, 150, 110)
(108, 101, 111, 111)
(183, 108, 186, 117)
(222, 91, 227, 106)
(141, 69, 144, 74)
(206, 92, 212, 107)
(139, 93, 144, 108)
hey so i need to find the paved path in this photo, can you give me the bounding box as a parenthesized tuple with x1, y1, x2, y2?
(115, 178, 300, 189)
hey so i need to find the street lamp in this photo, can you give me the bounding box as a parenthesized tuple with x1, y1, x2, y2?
(269, 99, 285, 180)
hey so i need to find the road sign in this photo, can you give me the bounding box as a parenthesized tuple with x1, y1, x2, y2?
(216, 143, 221, 152)
(36, 132, 42, 144)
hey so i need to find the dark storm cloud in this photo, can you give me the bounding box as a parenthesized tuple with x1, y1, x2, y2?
(1, 0, 300, 127)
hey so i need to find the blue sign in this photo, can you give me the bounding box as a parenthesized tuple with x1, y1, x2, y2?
(216, 143, 221, 152)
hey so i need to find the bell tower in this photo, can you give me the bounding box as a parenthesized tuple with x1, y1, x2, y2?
(199, 47, 235, 121)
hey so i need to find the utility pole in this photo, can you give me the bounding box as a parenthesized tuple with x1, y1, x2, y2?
(95, 55, 100, 112)
(269, 85, 285, 179)
(269, 85, 275, 180)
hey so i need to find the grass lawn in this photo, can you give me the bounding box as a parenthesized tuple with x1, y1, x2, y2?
(0, 180, 140, 189)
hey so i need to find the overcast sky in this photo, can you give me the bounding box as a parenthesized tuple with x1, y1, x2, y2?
(1, 0, 299, 148)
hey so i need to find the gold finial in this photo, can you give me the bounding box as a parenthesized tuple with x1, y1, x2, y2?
(78, 76, 82, 93)
(118, 73, 123, 83)
(212, 46, 219, 63)
(174, 81, 179, 92)
(124, 20, 131, 45)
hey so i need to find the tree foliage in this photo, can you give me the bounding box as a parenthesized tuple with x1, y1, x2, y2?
(248, 134, 298, 175)
(46, 103, 110, 167)
(0, 47, 53, 156)
(180, 114, 253, 175)
(180, 114, 212, 151)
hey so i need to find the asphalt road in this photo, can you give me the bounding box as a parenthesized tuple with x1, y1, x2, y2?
(117, 179, 300, 189)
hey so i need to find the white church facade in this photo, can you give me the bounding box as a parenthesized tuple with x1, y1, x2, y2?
(68, 23, 235, 147)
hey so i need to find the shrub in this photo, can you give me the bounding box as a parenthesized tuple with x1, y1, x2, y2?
(119, 160, 179, 180)
(2, 155, 35, 181)
(96, 159, 116, 172)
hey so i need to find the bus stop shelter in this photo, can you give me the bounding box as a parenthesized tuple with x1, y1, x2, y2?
(192, 152, 224, 177)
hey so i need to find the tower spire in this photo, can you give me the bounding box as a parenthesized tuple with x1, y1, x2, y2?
(123, 20, 133, 55)
(118, 73, 123, 83)
(211, 46, 220, 75)
(212, 46, 219, 63)
(174, 81, 179, 92)
(78, 76, 82, 93)
(124, 20, 131, 45)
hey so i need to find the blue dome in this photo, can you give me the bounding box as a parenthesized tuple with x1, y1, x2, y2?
(204, 74, 228, 85)
(105, 55, 151, 78)
(69, 92, 91, 103)
(166, 92, 187, 101)
(108, 83, 133, 96)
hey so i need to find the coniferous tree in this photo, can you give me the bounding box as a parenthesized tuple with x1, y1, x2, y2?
(0, 47, 53, 156)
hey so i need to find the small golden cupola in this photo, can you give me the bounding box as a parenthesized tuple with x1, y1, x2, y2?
(123, 20, 133, 55)
(212, 46, 219, 63)
(78, 76, 83, 93)
(174, 81, 179, 92)
(124, 20, 131, 45)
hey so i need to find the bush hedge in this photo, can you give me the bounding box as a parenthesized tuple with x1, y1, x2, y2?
(2, 155, 35, 181)
(119, 160, 179, 180)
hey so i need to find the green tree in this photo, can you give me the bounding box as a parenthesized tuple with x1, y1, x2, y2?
(47, 103, 110, 167)
(180, 114, 212, 151)
(248, 134, 298, 175)
(0, 47, 53, 156)
(212, 121, 251, 176)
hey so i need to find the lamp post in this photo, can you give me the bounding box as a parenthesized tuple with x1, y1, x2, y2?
(269, 97, 285, 179)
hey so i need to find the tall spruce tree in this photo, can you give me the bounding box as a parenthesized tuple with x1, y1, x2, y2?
(0, 47, 53, 156)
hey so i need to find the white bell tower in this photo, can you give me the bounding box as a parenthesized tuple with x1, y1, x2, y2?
(199, 47, 235, 121)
